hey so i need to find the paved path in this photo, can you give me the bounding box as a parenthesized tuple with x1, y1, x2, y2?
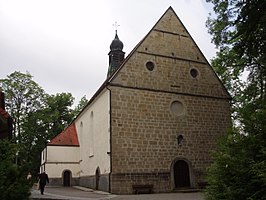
(30, 186, 204, 200)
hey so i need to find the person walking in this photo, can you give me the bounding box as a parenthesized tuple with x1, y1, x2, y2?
(38, 171, 49, 195)
(27, 172, 32, 180)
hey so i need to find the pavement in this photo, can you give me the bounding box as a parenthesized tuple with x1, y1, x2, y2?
(30, 186, 204, 200)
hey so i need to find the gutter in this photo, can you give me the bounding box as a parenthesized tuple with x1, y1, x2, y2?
(106, 86, 112, 193)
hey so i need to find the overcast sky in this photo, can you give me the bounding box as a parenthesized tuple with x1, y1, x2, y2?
(0, 0, 216, 105)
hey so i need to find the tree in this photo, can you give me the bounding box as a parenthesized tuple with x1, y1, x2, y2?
(207, 0, 266, 122)
(0, 72, 77, 177)
(72, 95, 88, 117)
(205, 0, 266, 199)
(21, 92, 75, 174)
(0, 71, 47, 175)
(43, 92, 75, 138)
(0, 71, 46, 143)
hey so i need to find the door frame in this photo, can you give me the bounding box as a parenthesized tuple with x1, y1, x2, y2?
(170, 158, 195, 189)
(95, 167, 100, 190)
(63, 170, 72, 186)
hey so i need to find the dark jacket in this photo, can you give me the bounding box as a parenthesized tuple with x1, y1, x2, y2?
(39, 172, 49, 185)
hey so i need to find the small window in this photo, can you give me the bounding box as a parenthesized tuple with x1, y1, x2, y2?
(146, 61, 155, 71)
(190, 68, 198, 78)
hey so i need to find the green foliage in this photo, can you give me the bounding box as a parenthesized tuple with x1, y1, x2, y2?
(0, 71, 83, 179)
(206, 131, 266, 200)
(207, 0, 266, 126)
(0, 71, 46, 143)
(43, 92, 75, 138)
(206, 0, 266, 59)
(21, 92, 75, 174)
(0, 140, 32, 200)
(72, 95, 88, 117)
(205, 0, 266, 199)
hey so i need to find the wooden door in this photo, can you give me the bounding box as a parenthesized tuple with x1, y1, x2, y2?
(63, 171, 71, 186)
(174, 160, 190, 188)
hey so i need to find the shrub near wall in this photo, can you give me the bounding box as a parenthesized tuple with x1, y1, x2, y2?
(0, 140, 32, 200)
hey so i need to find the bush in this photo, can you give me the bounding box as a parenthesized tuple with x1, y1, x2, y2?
(205, 132, 266, 200)
(0, 140, 32, 200)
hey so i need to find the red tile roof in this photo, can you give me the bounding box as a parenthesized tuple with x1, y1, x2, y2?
(48, 123, 79, 146)
(0, 107, 10, 119)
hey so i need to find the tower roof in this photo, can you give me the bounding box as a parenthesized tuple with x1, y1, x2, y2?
(110, 30, 124, 51)
(107, 30, 125, 78)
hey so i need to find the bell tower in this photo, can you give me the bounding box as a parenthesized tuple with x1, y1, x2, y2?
(107, 27, 125, 78)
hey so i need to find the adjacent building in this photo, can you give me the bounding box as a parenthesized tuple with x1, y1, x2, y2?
(0, 90, 12, 140)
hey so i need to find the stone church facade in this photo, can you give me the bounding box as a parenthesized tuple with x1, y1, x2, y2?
(40, 7, 231, 194)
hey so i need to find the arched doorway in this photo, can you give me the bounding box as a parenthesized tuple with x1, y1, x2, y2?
(63, 170, 71, 186)
(174, 160, 190, 188)
(95, 167, 100, 190)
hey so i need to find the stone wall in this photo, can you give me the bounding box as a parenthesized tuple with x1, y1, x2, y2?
(79, 174, 109, 192)
(110, 172, 171, 194)
(109, 87, 231, 194)
(48, 177, 79, 186)
(49, 174, 109, 192)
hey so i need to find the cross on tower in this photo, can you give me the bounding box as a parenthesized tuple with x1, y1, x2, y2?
(113, 21, 120, 33)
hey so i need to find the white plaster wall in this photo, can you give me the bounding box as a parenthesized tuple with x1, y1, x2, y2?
(40, 148, 46, 165)
(47, 146, 80, 163)
(42, 146, 80, 178)
(75, 88, 110, 177)
(45, 163, 80, 178)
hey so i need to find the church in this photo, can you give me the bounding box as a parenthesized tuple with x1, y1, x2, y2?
(40, 7, 231, 194)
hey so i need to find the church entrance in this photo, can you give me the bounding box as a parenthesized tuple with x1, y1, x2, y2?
(63, 170, 71, 186)
(95, 167, 100, 190)
(174, 160, 190, 188)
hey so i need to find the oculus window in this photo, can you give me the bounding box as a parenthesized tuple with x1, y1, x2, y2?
(170, 101, 185, 116)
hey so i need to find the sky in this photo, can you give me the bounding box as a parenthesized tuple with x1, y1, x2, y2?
(0, 0, 216, 105)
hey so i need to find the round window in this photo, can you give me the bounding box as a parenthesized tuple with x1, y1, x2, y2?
(170, 101, 185, 116)
(146, 61, 155, 71)
(190, 68, 198, 78)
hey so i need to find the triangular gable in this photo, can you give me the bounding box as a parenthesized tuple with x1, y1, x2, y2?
(108, 6, 231, 99)
(48, 123, 79, 146)
(74, 6, 231, 123)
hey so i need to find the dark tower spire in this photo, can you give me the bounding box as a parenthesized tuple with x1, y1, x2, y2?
(107, 26, 125, 78)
